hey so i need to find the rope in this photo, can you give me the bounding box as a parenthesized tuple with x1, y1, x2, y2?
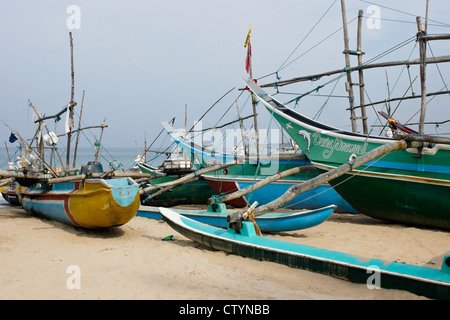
(277, 0, 338, 72)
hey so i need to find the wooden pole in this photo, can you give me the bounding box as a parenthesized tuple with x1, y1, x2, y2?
(340, 0, 358, 133)
(144, 132, 147, 163)
(246, 27, 260, 160)
(394, 133, 450, 145)
(4, 141, 10, 162)
(417, 17, 427, 135)
(209, 164, 316, 205)
(185, 104, 188, 136)
(66, 32, 76, 168)
(0, 178, 15, 187)
(357, 9, 368, 134)
(73, 90, 85, 168)
(236, 100, 247, 156)
(94, 120, 106, 163)
(29, 101, 66, 172)
(259, 54, 450, 89)
(253, 140, 409, 215)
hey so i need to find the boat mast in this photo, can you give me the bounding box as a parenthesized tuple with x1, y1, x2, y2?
(416, 16, 427, 135)
(245, 26, 260, 160)
(72, 89, 85, 168)
(356, 9, 368, 134)
(66, 32, 77, 167)
(340, 0, 358, 133)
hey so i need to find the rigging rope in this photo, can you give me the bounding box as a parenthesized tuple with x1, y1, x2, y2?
(277, 0, 338, 72)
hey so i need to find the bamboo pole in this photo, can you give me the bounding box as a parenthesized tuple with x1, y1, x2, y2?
(66, 32, 76, 167)
(29, 101, 66, 172)
(349, 87, 447, 110)
(357, 9, 368, 134)
(341, 0, 357, 133)
(139, 161, 236, 195)
(45, 171, 167, 184)
(0, 178, 15, 187)
(47, 174, 86, 184)
(73, 90, 85, 167)
(0, 170, 52, 180)
(94, 120, 106, 162)
(4, 142, 10, 162)
(394, 133, 450, 145)
(236, 100, 247, 157)
(259, 55, 450, 89)
(208, 164, 317, 205)
(417, 17, 427, 135)
(252, 140, 409, 216)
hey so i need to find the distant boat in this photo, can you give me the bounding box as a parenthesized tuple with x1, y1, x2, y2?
(137, 151, 216, 206)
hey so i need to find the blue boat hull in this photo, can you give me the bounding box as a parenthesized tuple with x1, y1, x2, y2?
(236, 180, 357, 213)
(138, 205, 335, 232)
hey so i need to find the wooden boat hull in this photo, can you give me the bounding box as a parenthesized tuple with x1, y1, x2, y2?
(21, 178, 140, 228)
(160, 207, 450, 299)
(138, 204, 335, 232)
(162, 121, 358, 213)
(203, 163, 358, 213)
(245, 79, 450, 230)
(138, 162, 215, 205)
(0, 183, 20, 205)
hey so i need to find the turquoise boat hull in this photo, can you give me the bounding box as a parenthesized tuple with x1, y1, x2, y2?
(160, 207, 450, 299)
(138, 204, 335, 232)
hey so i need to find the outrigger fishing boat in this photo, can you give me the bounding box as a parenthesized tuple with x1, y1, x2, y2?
(0, 33, 142, 229)
(237, 3, 450, 229)
(244, 74, 450, 230)
(20, 176, 140, 228)
(161, 121, 358, 213)
(137, 149, 216, 206)
(160, 207, 450, 299)
(138, 203, 335, 233)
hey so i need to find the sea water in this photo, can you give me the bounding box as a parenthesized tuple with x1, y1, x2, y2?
(0, 146, 166, 171)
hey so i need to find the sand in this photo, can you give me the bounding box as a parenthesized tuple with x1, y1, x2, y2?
(1, 197, 449, 301)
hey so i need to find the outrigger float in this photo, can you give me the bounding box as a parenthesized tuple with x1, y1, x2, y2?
(160, 207, 450, 300)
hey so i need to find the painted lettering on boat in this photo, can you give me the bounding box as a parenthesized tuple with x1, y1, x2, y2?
(311, 132, 369, 159)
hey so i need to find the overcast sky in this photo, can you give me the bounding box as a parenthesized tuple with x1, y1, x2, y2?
(1, 0, 449, 153)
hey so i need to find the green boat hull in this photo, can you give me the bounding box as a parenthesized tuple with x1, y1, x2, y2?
(245, 79, 450, 230)
(320, 168, 450, 230)
(138, 163, 215, 205)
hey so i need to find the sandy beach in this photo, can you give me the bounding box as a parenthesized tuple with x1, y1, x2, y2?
(1, 197, 449, 301)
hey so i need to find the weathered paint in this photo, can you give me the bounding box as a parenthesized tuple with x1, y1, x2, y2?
(21, 178, 140, 228)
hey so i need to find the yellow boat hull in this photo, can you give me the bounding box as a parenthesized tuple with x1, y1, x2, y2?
(21, 178, 140, 228)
